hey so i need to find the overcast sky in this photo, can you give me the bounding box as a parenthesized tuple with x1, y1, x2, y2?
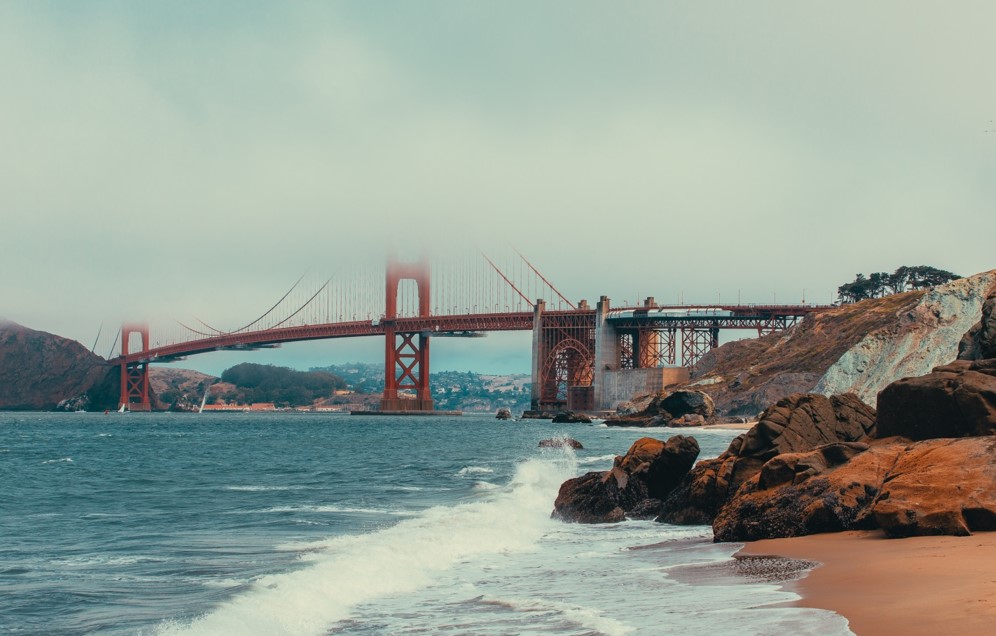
(2, 1, 994, 376)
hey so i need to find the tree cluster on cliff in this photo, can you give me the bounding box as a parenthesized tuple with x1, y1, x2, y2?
(220, 363, 347, 407)
(837, 265, 960, 304)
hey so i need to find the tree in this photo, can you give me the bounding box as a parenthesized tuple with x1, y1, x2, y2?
(837, 266, 961, 304)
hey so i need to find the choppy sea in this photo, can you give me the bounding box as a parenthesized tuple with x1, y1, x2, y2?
(0, 412, 852, 635)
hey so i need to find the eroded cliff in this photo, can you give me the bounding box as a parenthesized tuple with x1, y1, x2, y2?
(686, 270, 996, 414)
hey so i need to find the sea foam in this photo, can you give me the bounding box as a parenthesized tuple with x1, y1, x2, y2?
(155, 450, 578, 636)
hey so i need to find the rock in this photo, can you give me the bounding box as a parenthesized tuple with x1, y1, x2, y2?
(496, 407, 512, 420)
(551, 471, 626, 523)
(605, 390, 713, 427)
(552, 411, 591, 424)
(539, 437, 583, 449)
(712, 437, 996, 541)
(876, 360, 996, 440)
(520, 411, 558, 419)
(959, 291, 996, 360)
(671, 270, 996, 415)
(553, 435, 699, 523)
(671, 413, 706, 427)
(604, 414, 667, 427)
(660, 390, 715, 420)
(658, 393, 876, 525)
(872, 437, 996, 537)
(712, 441, 892, 541)
(738, 393, 877, 460)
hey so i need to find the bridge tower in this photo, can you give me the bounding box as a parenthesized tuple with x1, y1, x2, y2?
(119, 323, 152, 412)
(381, 255, 434, 411)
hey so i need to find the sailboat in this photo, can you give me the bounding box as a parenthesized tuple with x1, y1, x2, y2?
(198, 387, 209, 414)
(118, 403, 127, 413)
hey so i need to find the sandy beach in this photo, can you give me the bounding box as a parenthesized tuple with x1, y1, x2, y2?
(739, 530, 996, 635)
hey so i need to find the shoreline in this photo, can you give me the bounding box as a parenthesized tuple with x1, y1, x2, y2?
(737, 530, 996, 635)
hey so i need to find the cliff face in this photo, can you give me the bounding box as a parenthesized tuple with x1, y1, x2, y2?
(687, 270, 996, 414)
(0, 320, 109, 410)
(814, 271, 996, 404)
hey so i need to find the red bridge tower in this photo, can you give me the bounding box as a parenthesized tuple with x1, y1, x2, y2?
(381, 255, 434, 411)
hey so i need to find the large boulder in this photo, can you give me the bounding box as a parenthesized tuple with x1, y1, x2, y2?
(712, 437, 996, 541)
(604, 390, 714, 427)
(658, 393, 876, 525)
(660, 390, 715, 420)
(959, 291, 996, 360)
(876, 359, 996, 440)
(552, 436, 699, 523)
(872, 437, 996, 537)
(539, 437, 583, 449)
(738, 392, 877, 459)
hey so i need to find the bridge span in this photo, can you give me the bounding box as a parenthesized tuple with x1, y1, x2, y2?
(108, 253, 827, 413)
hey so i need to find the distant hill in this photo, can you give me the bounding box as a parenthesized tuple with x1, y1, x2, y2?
(312, 363, 532, 413)
(149, 367, 216, 411)
(0, 320, 109, 410)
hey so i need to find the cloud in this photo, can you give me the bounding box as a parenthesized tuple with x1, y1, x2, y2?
(2, 2, 994, 375)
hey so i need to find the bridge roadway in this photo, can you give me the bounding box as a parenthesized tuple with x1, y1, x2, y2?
(108, 302, 829, 412)
(111, 311, 541, 365)
(108, 304, 826, 366)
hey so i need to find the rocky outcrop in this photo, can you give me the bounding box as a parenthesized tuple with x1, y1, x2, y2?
(658, 393, 876, 524)
(539, 437, 583, 449)
(814, 272, 996, 405)
(681, 270, 996, 413)
(710, 358, 996, 541)
(959, 290, 996, 360)
(551, 411, 591, 424)
(712, 437, 996, 541)
(871, 437, 996, 537)
(876, 359, 996, 440)
(0, 320, 109, 410)
(552, 436, 699, 523)
(605, 390, 714, 427)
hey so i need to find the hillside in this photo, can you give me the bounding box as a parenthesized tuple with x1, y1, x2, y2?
(149, 367, 216, 411)
(683, 270, 996, 415)
(0, 320, 109, 410)
(314, 363, 531, 413)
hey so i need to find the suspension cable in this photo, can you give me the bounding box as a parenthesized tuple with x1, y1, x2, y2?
(512, 247, 576, 309)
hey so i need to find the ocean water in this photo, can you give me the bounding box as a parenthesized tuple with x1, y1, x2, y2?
(0, 412, 852, 635)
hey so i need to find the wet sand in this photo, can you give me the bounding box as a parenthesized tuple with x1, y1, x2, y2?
(702, 421, 755, 430)
(739, 530, 996, 635)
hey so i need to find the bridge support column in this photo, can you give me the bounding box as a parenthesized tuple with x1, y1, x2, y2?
(592, 296, 616, 411)
(381, 255, 434, 412)
(119, 323, 151, 412)
(529, 300, 545, 411)
(680, 327, 716, 368)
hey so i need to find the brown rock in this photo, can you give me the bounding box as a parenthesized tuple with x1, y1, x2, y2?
(658, 393, 876, 525)
(873, 437, 996, 537)
(659, 390, 715, 420)
(551, 471, 627, 524)
(552, 435, 699, 523)
(959, 291, 996, 360)
(539, 437, 583, 449)
(740, 393, 877, 459)
(876, 361, 996, 440)
(712, 437, 996, 541)
(551, 411, 591, 424)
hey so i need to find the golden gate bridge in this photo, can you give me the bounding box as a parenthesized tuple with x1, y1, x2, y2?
(105, 249, 827, 413)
